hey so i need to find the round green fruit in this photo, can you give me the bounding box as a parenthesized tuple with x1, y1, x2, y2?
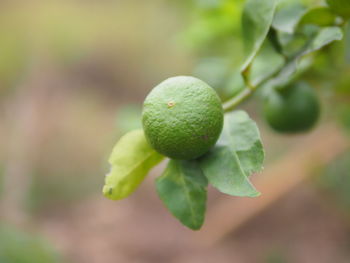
(142, 76, 224, 160)
(327, 0, 350, 19)
(263, 82, 320, 133)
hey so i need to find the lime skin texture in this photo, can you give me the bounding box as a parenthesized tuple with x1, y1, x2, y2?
(142, 76, 224, 160)
(327, 0, 350, 18)
(263, 82, 320, 133)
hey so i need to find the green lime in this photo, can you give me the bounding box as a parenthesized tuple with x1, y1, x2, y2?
(263, 82, 320, 133)
(327, 0, 350, 19)
(142, 76, 224, 160)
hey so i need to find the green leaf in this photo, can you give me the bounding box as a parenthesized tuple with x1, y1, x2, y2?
(200, 111, 263, 197)
(250, 39, 285, 86)
(268, 28, 284, 55)
(156, 159, 207, 230)
(265, 26, 343, 89)
(241, 0, 278, 71)
(346, 23, 350, 64)
(279, 33, 306, 58)
(272, 2, 306, 34)
(221, 71, 246, 102)
(298, 7, 338, 27)
(326, 0, 350, 19)
(304, 26, 343, 55)
(103, 129, 164, 200)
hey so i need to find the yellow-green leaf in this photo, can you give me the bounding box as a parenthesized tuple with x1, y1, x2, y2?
(103, 129, 164, 200)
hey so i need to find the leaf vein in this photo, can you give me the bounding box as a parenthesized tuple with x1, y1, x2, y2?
(178, 163, 197, 227)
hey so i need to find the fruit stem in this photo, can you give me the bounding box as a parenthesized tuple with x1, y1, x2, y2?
(222, 87, 253, 112)
(222, 42, 302, 113)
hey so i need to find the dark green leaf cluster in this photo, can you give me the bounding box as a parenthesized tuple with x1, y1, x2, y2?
(223, 0, 344, 132)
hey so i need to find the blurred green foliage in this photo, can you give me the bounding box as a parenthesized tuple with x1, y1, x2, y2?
(0, 0, 190, 98)
(183, 0, 244, 53)
(27, 170, 99, 213)
(0, 225, 60, 263)
(264, 249, 289, 263)
(339, 105, 350, 134)
(0, 167, 3, 196)
(0, 29, 28, 96)
(115, 105, 142, 135)
(315, 151, 350, 212)
(177, 0, 349, 108)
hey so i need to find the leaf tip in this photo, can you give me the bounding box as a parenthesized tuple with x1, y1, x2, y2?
(185, 221, 204, 231)
(188, 225, 203, 231)
(250, 191, 261, 198)
(102, 185, 117, 200)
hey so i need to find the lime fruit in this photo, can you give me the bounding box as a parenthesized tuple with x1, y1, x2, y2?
(142, 76, 224, 160)
(327, 0, 350, 19)
(263, 82, 320, 133)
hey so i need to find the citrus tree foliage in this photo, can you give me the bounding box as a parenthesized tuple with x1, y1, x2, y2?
(103, 0, 346, 230)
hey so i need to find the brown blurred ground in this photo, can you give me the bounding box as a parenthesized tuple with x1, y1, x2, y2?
(39, 178, 350, 263)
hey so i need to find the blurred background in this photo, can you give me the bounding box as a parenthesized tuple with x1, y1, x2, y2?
(0, 0, 350, 262)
